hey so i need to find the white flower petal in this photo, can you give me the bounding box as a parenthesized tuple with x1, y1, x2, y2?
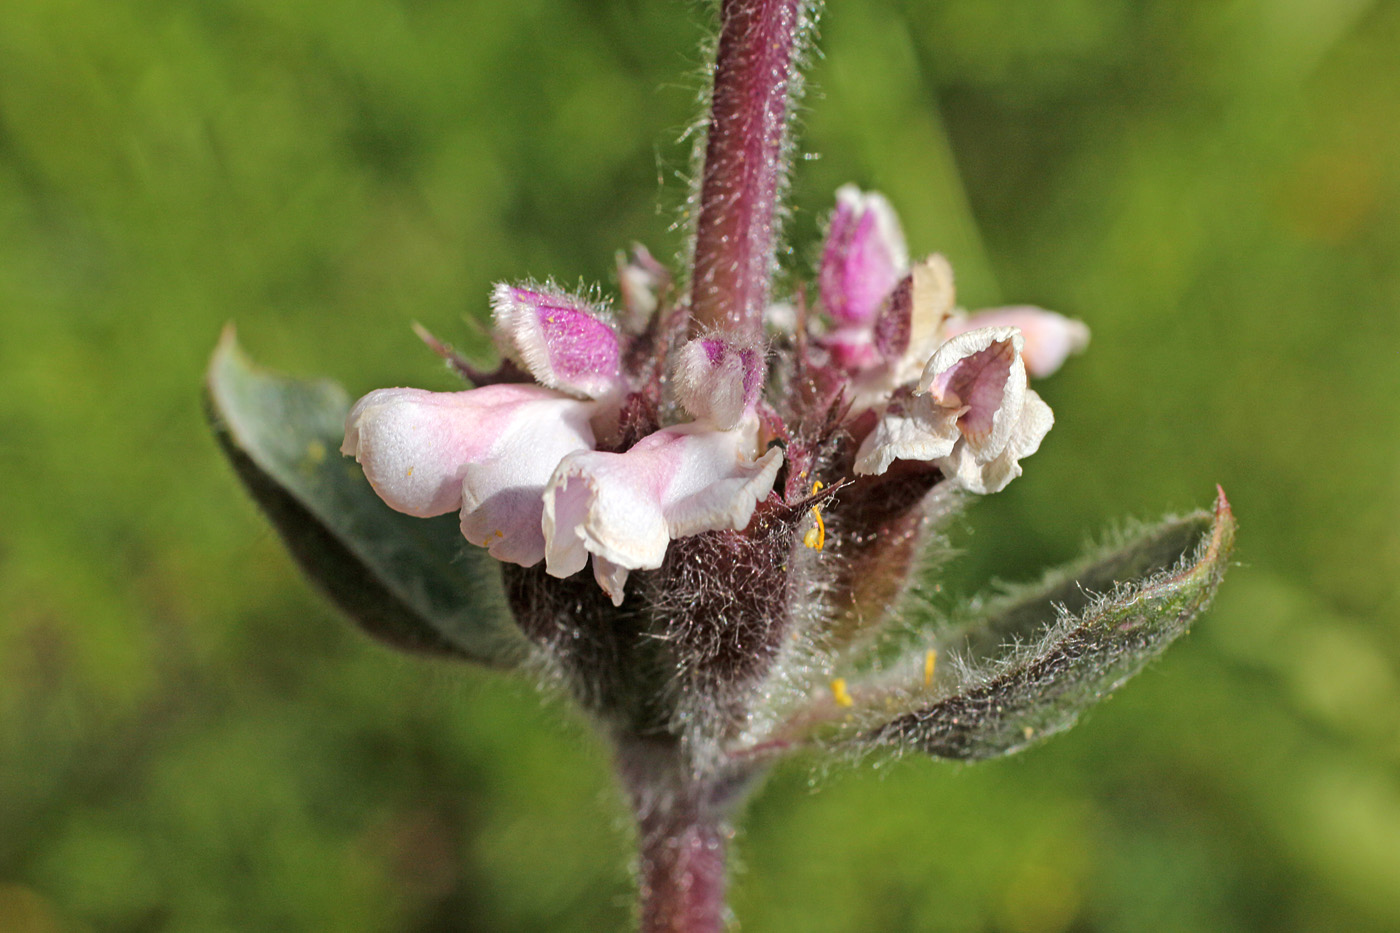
(673, 336, 765, 431)
(660, 427, 782, 540)
(617, 244, 668, 331)
(855, 326, 1048, 482)
(592, 557, 631, 608)
(919, 326, 1026, 461)
(544, 454, 670, 575)
(342, 384, 587, 520)
(853, 395, 961, 476)
(937, 390, 1053, 494)
(542, 421, 782, 597)
(764, 301, 798, 334)
(457, 395, 597, 567)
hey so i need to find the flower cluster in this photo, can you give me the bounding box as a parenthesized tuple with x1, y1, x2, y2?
(207, 4, 1236, 923)
(341, 185, 1088, 607)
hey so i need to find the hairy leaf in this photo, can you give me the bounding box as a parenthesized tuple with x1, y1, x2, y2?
(855, 491, 1236, 759)
(206, 328, 528, 667)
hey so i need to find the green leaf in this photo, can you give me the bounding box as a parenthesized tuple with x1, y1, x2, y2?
(942, 503, 1228, 667)
(855, 491, 1236, 760)
(720, 494, 1235, 766)
(205, 327, 529, 668)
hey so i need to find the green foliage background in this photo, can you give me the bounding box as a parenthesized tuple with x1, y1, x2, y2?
(2, 0, 1398, 930)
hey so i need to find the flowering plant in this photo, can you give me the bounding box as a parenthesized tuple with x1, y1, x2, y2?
(206, 1, 1232, 929)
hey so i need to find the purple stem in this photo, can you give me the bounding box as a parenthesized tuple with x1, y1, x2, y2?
(637, 805, 729, 933)
(619, 738, 748, 933)
(690, 0, 806, 338)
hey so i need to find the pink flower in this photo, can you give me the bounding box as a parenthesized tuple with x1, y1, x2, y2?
(341, 187, 1090, 604)
(542, 333, 778, 606)
(341, 384, 596, 566)
(817, 186, 1088, 388)
(343, 293, 782, 605)
(543, 422, 782, 605)
(671, 336, 764, 431)
(492, 284, 626, 399)
(810, 185, 1086, 491)
(820, 185, 908, 329)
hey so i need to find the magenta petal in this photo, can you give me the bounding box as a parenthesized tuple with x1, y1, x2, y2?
(492, 284, 624, 399)
(819, 186, 908, 328)
(673, 336, 765, 430)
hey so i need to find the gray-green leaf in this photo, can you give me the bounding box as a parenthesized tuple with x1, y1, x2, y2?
(205, 327, 528, 668)
(859, 492, 1236, 760)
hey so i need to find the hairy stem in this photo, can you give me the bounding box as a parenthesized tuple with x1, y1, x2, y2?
(618, 738, 752, 933)
(690, 0, 808, 338)
(637, 804, 729, 933)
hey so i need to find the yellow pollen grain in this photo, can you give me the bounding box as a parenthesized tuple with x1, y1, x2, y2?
(923, 649, 937, 687)
(830, 677, 853, 708)
(406, 466, 414, 477)
(803, 480, 826, 550)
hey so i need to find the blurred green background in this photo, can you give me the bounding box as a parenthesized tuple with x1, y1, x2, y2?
(2, 0, 1398, 930)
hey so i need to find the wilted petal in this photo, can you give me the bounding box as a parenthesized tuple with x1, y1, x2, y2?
(855, 326, 1046, 485)
(871, 275, 913, 362)
(673, 336, 765, 430)
(341, 383, 594, 564)
(820, 185, 908, 328)
(904, 254, 957, 359)
(871, 254, 959, 389)
(542, 422, 783, 603)
(492, 284, 624, 399)
(920, 326, 1026, 461)
(936, 389, 1053, 494)
(944, 306, 1089, 378)
(853, 394, 960, 476)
